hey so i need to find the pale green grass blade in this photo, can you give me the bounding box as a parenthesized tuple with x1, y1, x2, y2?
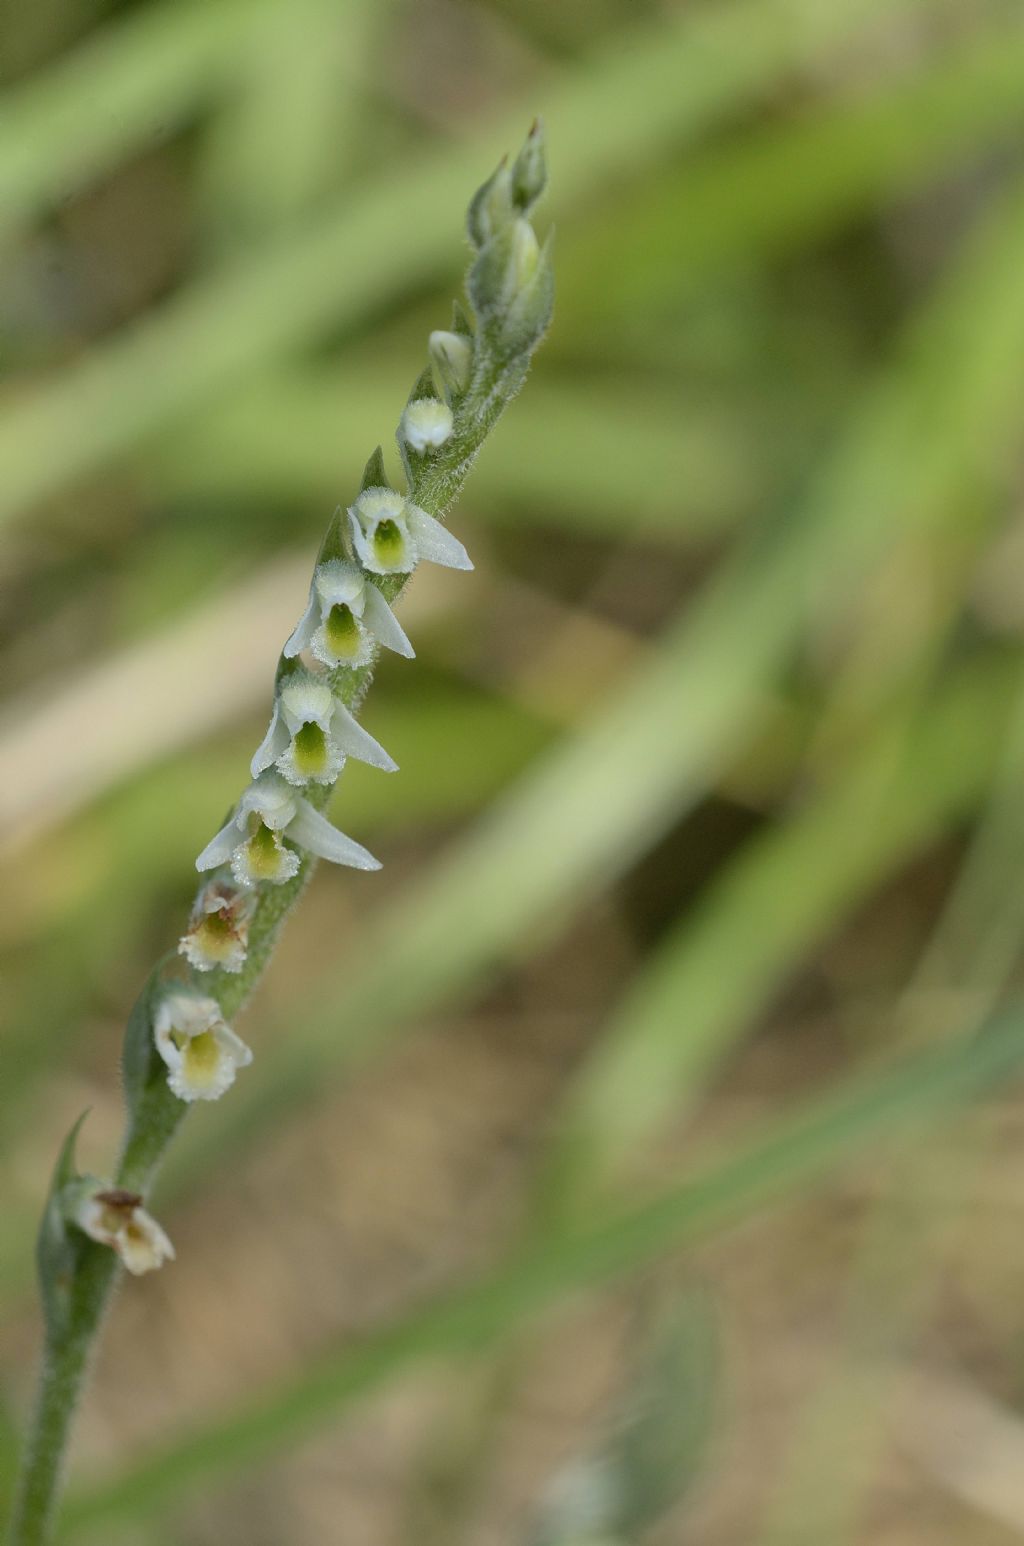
(542, 657, 1024, 1213)
(0, 0, 938, 528)
(754, 688, 1024, 1546)
(60, 1007, 1024, 1536)
(560, 15, 1024, 323)
(160, 170, 1024, 1193)
(148, 369, 763, 537)
(0, 0, 271, 238)
(196, 0, 386, 243)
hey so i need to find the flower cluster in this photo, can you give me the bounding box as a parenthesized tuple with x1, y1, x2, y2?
(141, 123, 550, 1119)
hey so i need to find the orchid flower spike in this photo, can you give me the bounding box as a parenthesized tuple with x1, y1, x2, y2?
(196, 769, 381, 887)
(251, 670, 396, 788)
(74, 1187, 175, 1275)
(153, 989, 253, 1103)
(348, 486, 472, 576)
(178, 880, 253, 973)
(284, 558, 413, 668)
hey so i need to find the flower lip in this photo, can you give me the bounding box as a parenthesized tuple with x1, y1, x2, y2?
(179, 881, 251, 973)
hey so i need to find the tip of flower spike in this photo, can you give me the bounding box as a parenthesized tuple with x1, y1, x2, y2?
(511, 118, 547, 213)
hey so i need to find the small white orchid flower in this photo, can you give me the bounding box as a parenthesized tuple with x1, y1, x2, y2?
(250, 670, 396, 788)
(284, 558, 413, 668)
(153, 990, 253, 1103)
(178, 880, 252, 974)
(348, 487, 472, 576)
(75, 1187, 175, 1275)
(196, 770, 381, 887)
(401, 398, 454, 453)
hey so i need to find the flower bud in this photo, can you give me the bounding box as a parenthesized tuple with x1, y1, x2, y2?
(511, 118, 547, 214)
(429, 330, 473, 398)
(400, 398, 454, 453)
(466, 157, 512, 250)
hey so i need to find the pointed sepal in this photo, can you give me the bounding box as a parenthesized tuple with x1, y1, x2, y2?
(360, 446, 388, 495)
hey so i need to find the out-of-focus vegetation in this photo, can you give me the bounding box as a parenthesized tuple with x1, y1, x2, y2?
(5, 0, 1024, 1541)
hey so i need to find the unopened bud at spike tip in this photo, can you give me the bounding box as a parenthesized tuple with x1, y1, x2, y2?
(511, 118, 547, 213)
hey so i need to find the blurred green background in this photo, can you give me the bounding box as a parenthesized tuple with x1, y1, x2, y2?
(6, 0, 1024, 1541)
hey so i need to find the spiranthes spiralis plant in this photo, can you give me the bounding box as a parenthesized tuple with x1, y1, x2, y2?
(6, 121, 552, 1546)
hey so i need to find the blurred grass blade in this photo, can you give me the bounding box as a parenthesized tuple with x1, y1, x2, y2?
(0, 0, 938, 527)
(197, 0, 385, 244)
(61, 1007, 1024, 1535)
(753, 688, 1024, 1546)
(0, 0, 272, 239)
(150, 369, 760, 538)
(542, 659, 1022, 1211)
(162, 169, 1024, 1193)
(561, 16, 1024, 321)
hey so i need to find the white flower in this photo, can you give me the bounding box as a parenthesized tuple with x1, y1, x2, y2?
(250, 670, 396, 788)
(153, 990, 253, 1103)
(75, 1187, 175, 1275)
(178, 881, 252, 973)
(348, 487, 472, 576)
(195, 770, 381, 887)
(284, 559, 413, 668)
(401, 398, 454, 453)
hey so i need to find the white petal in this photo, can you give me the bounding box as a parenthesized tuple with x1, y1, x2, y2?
(288, 800, 381, 870)
(362, 583, 415, 658)
(218, 1022, 254, 1069)
(282, 585, 318, 659)
(315, 559, 365, 613)
(329, 702, 397, 772)
(119, 1209, 176, 1275)
(196, 818, 239, 873)
(406, 505, 473, 570)
(250, 702, 289, 778)
(279, 675, 335, 733)
(238, 772, 298, 831)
